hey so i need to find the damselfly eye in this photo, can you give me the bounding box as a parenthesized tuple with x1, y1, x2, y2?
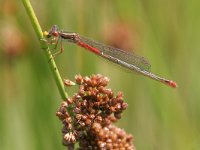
(52, 31, 59, 37)
(47, 25, 59, 38)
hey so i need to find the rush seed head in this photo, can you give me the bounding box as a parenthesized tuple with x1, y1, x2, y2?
(56, 74, 135, 149)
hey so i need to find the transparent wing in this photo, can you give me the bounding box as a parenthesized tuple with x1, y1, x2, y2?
(78, 36, 151, 71)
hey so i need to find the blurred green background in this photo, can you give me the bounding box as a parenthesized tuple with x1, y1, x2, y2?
(0, 0, 199, 149)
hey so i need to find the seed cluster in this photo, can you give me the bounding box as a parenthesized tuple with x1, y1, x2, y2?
(79, 123, 134, 150)
(56, 74, 135, 149)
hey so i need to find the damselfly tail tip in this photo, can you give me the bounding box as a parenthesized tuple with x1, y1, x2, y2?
(166, 80, 178, 88)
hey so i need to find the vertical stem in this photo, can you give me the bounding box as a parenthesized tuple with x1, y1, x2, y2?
(22, 0, 68, 99)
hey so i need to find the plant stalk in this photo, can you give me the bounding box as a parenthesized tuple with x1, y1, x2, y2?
(22, 0, 68, 99)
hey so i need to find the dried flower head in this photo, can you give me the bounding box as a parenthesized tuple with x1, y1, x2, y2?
(56, 74, 135, 149)
(78, 123, 135, 150)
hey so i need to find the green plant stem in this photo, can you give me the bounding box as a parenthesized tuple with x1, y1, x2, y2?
(22, 0, 68, 99)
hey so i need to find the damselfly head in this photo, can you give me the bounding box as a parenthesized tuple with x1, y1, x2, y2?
(46, 25, 59, 38)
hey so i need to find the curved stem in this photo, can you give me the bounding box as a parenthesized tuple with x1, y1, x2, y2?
(22, 0, 68, 99)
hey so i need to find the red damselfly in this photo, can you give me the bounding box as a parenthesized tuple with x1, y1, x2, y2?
(44, 25, 177, 88)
